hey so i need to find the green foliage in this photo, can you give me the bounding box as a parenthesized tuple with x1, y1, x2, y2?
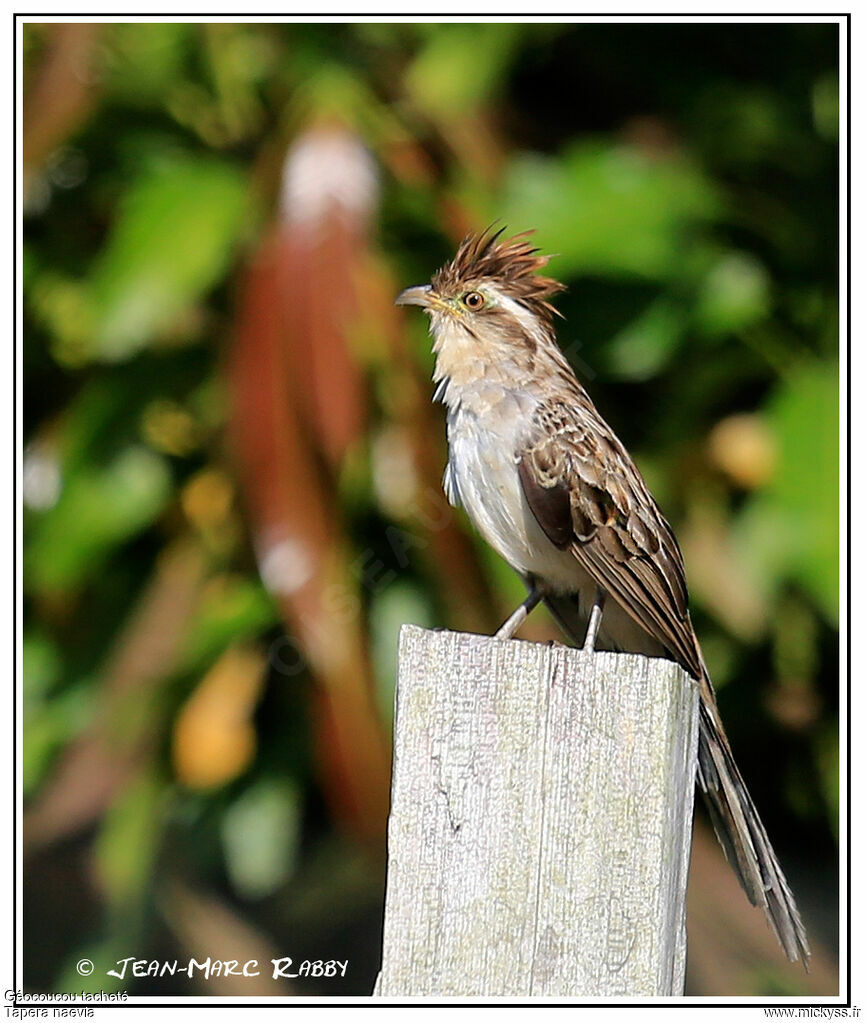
(736, 363, 839, 622)
(606, 297, 686, 380)
(406, 23, 522, 116)
(89, 157, 250, 361)
(503, 140, 721, 279)
(26, 446, 171, 593)
(369, 580, 435, 724)
(694, 251, 772, 336)
(95, 768, 166, 910)
(102, 22, 194, 103)
(221, 778, 302, 899)
(178, 576, 277, 676)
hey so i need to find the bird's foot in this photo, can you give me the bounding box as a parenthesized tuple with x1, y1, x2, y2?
(582, 590, 606, 652)
(495, 584, 544, 641)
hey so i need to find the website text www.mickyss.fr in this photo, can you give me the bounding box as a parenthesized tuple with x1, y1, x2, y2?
(764, 1010, 860, 1019)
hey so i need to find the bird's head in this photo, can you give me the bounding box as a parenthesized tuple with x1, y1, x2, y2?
(396, 227, 565, 367)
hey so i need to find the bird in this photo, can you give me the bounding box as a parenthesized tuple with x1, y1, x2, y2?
(395, 225, 810, 965)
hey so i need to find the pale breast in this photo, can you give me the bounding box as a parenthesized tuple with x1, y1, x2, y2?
(445, 392, 590, 595)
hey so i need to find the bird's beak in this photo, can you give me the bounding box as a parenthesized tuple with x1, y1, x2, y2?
(395, 284, 433, 308)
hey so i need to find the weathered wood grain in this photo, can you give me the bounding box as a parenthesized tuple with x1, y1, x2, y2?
(376, 625, 699, 997)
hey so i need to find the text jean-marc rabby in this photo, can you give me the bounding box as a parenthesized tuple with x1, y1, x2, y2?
(106, 957, 349, 981)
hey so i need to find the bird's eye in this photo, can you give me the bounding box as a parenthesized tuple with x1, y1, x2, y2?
(463, 291, 485, 310)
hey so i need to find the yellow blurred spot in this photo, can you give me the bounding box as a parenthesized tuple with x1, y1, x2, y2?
(142, 399, 201, 456)
(173, 645, 265, 790)
(199, 571, 244, 608)
(679, 498, 768, 641)
(707, 413, 776, 489)
(181, 468, 234, 529)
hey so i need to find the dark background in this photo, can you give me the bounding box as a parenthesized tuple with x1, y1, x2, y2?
(22, 20, 839, 996)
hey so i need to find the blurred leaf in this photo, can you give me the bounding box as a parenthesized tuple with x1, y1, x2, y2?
(23, 686, 91, 797)
(221, 778, 301, 899)
(695, 632, 737, 691)
(734, 362, 838, 621)
(370, 580, 435, 723)
(406, 23, 520, 117)
(765, 361, 839, 619)
(288, 62, 384, 132)
(27, 272, 93, 366)
(812, 73, 839, 141)
(502, 140, 720, 280)
(178, 575, 276, 674)
(103, 23, 193, 104)
(690, 84, 790, 167)
(772, 592, 819, 685)
(53, 379, 130, 473)
(94, 767, 165, 908)
(729, 497, 796, 609)
(694, 252, 771, 335)
(26, 446, 171, 594)
(606, 296, 686, 379)
(88, 156, 249, 360)
(23, 632, 61, 702)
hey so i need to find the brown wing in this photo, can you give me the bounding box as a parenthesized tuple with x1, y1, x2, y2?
(517, 399, 812, 963)
(517, 399, 702, 679)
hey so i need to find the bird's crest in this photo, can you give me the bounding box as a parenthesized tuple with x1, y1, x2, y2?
(433, 226, 566, 328)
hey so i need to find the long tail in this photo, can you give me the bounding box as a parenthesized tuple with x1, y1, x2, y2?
(696, 675, 810, 964)
(543, 590, 810, 964)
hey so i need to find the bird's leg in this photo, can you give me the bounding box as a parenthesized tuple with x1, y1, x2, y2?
(582, 589, 606, 652)
(495, 582, 544, 641)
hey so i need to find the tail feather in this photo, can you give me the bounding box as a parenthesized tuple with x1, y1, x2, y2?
(697, 691, 811, 964)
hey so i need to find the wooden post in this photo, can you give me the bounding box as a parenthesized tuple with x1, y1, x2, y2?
(375, 625, 700, 998)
